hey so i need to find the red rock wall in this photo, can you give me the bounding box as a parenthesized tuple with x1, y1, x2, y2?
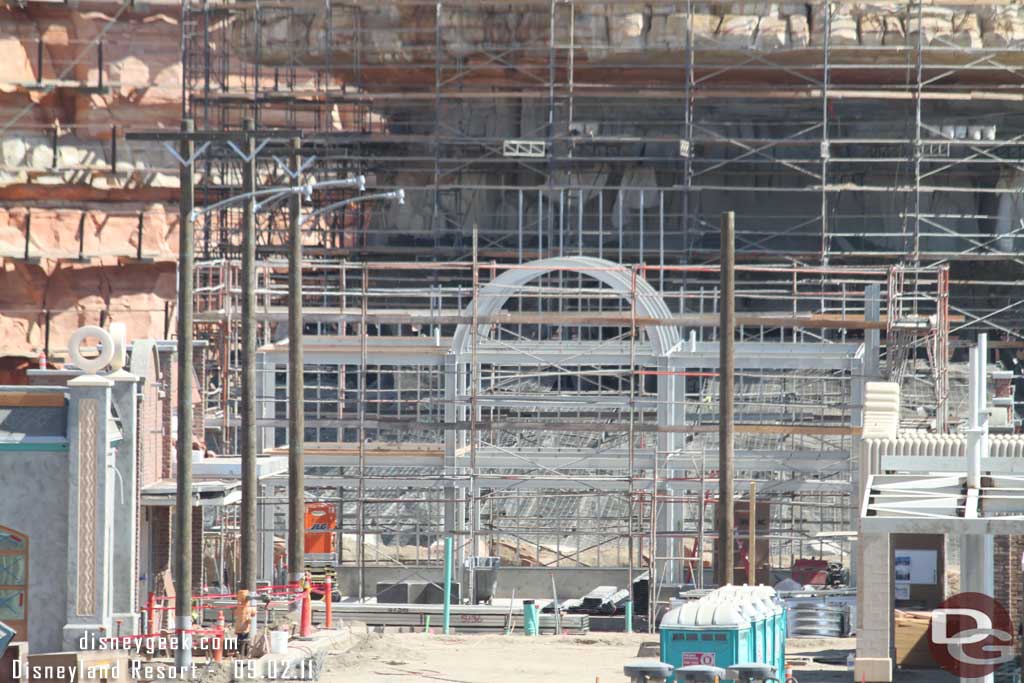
(0, 2, 183, 363)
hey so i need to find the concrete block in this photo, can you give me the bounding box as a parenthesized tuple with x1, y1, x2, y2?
(853, 657, 893, 683)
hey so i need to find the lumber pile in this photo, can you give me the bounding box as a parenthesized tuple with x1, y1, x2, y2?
(894, 610, 936, 669)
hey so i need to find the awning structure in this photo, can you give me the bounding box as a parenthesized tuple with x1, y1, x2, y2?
(141, 479, 242, 507)
(140, 456, 287, 506)
(861, 472, 1024, 535)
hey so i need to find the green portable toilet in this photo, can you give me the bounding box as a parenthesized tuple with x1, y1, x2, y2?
(659, 598, 753, 680)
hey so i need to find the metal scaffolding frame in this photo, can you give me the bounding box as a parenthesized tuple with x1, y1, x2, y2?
(169, 0, 1014, 617)
(190, 253, 951, 625)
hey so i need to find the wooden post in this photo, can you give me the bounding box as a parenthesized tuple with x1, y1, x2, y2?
(174, 117, 196, 671)
(240, 118, 258, 592)
(287, 137, 306, 611)
(748, 481, 757, 586)
(717, 211, 735, 587)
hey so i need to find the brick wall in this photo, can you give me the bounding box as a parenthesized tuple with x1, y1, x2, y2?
(152, 507, 171, 581)
(152, 506, 204, 592)
(994, 535, 1024, 650)
(192, 345, 205, 448)
(192, 506, 203, 591)
(140, 362, 162, 487)
(158, 350, 173, 479)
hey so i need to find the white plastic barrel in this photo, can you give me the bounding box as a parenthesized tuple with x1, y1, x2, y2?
(269, 629, 289, 654)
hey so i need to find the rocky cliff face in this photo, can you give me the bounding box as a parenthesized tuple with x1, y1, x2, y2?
(226, 1, 1024, 85)
(0, 1, 182, 361)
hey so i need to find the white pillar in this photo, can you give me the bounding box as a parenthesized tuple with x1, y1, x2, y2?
(855, 530, 894, 682)
(63, 375, 117, 650)
(109, 370, 141, 633)
(961, 334, 994, 683)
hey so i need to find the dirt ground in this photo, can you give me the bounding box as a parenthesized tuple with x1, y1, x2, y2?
(319, 629, 957, 683)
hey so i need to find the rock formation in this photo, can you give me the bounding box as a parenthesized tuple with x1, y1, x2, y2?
(0, 1, 182, 361)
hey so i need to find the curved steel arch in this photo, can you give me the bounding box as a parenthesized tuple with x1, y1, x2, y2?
(451, 256, 680, 356)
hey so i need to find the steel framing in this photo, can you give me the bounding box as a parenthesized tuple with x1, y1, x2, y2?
(170, 0, 1009, 619)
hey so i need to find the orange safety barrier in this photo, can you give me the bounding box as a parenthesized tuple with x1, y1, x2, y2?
(324, 577, 333, 629)
(299, 574, 313, 637)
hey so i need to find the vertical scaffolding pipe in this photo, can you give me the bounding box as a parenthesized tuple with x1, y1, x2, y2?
(626, 267, 638, 606)
(36, 36, 43, 85)
(748, 481, 756, 586)
(24, 211, 32, 261)
(443, 536, 453, 634)
(967, 333, 988, 490)
(912, 0, 924, 261)
(287, 138, 306, 598)
(819, 0, 831, 264)
(967, 346, 980, 489)
(357, 264, 368, 599)
(469, 224, 480, 597)
(240, 118, 258, 592)
(174, 117, 195, 671)
(974, 331, 983, 471)
(697, 448, 706, 590)
(717, 211, 735, 587)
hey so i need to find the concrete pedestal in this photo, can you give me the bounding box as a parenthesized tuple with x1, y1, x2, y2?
(853, 657, 894, 683)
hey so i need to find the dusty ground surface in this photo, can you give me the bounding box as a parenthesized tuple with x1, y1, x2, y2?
(785, 637, 957, 682)
(318, 629, 959, 683)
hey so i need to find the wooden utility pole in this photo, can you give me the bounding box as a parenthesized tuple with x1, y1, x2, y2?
(240, 118, 258, 591)
(287, 137, 306, 593)
(174, 117, 195, 670)
(717, 211, 735, 587)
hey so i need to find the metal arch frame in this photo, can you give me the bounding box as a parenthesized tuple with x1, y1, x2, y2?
(449, 256, 681, 358)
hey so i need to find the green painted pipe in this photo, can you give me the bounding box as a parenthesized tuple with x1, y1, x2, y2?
(625, 598, 633, 634)
(523, 600, 538, 636)
(443, 536, 453, 635)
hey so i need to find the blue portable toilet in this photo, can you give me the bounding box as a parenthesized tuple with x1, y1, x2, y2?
(710, 586, 765, 666)
(748, 593, 774, 671)
(659, 598, 753, 679)
(750, 586, 787, 676)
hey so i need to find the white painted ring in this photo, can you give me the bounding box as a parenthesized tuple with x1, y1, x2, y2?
(68, 325, 114, 373)
(108, 322, 127, 371)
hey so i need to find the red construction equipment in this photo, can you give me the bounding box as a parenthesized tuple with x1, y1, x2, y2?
(304, 503, 337, 557)
(791, 559, 829, 586)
